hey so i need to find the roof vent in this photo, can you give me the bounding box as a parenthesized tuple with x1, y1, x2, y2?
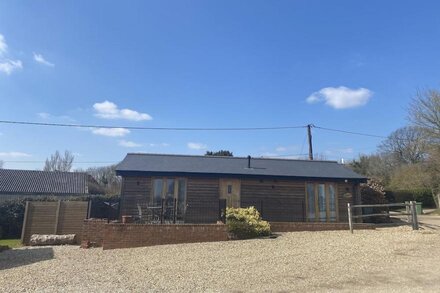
(247, 155, 251, 168)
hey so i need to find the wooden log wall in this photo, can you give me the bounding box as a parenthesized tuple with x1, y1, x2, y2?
(185, 177, 219, 223)
(241, 179, 306, 222)
(119, 176, 151, 217)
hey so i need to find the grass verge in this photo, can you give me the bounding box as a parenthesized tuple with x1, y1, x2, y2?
(0, 239, 22, 248)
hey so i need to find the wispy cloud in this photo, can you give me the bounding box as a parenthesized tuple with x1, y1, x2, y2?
(91, 127, 130, 137)
(0, 59, 22, 75)
(187, 142, 207, 150)
(149, 143, 170, 147)
(0, 34, 23, 75)
(93, 100, 152, 121)
(0, 151, 31, 158)
(38, 112, 50, 119)
(37, 112, 75, 122)
(0, 34, 7, 56)
(119, 140, 142, 147)
(306, 86, 372, 109)
(33, 52, 54, 67)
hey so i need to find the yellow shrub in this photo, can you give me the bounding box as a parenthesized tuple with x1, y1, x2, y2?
(226, 206, 271, 239)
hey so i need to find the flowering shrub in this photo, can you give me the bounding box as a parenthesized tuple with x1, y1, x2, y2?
(226, 206, 271, 239)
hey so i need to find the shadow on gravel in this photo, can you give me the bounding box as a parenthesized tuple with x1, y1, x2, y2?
(0, 247, 54, 270)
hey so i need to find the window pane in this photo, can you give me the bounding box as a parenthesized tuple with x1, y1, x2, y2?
(177, 179, 187, 221)
(165, 179, 174, 207)
(307, 183, 315, 221)
(153, 179, 163, 206)
(329, 184, 336, 221)
(318, 184, 326, 222)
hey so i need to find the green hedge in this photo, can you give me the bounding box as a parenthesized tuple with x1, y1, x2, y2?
(226, 206, 271, 239)
(385, 189, 436, 208)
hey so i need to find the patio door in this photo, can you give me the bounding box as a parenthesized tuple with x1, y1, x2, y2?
(306, 183, 337, 222)
(152, 178, 187, 221)
(219, 179, 241, 208)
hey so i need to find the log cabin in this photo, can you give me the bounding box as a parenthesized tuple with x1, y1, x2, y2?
(115, 153, 366, 223)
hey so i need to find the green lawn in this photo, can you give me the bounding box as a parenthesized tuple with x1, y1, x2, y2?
(0, 239, 22, 248)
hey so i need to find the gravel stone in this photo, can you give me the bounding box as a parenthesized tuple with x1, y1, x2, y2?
(1, 226, 439, 292)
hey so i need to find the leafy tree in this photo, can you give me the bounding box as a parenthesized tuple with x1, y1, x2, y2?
(389, 162, 439, 208)
(44, 150, 74, 172)
(378, 126, 427, 165)
(205, 150, 233, 156)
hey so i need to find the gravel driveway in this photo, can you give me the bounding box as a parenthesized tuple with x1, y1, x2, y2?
(1, 226, 439, 292)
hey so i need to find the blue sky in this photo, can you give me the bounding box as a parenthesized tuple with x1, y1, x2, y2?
(1, 1, 440, 170)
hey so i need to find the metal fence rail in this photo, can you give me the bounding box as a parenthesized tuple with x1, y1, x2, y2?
(347, 201, 419, 233)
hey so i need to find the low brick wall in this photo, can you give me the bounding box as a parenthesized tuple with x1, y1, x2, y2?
(103, 224, 228, 250)
(270, 222, 376, 232)
(81, 221, 229, 250)
(81, 219, 107, 247)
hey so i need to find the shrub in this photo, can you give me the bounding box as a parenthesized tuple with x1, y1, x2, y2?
(226, 206, 271, 239)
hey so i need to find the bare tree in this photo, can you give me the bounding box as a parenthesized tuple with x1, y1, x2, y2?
(86, 164, 122, 195)
(44, 150, 74, 172)
(0, 160, 3, 169)
(378, 126, 427, 165)
(409, 89, 440, 141)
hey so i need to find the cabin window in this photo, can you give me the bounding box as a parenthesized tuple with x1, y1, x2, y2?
(152, 178, 187, 221)
(306, 183, 315, 220)
(306, 183, 338, 222)
(227, 184, 232, 194)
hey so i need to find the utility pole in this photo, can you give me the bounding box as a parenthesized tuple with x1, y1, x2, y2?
(307, 124, 313, 160)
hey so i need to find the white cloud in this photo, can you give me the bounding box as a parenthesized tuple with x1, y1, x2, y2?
(0, 34, 23, 75)
(0, 151, 31, 158)
(93, 100, 152, 121)
(0, 34, 7, 56)
(91, 127, 130, 137)
(119, 140, 142, 147)
(149, 143, 170, 147)
(275, 146, 288, 152)
(306, 86, 372, 109)
(33, 52, 54, 67)
(187, 142, 207, 150)
(38, 112, 50, 119)
(0, 59, 22, 75)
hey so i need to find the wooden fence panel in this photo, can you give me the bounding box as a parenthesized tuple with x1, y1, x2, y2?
(21, 201, 88, 245)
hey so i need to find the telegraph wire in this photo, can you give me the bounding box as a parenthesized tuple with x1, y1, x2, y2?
(0, 120, 307, 131)
(313, 125, 388, 139)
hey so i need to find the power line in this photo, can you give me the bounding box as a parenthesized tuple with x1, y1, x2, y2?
(2, 161, 116, 164)
(0, 120, 307, 131)
(314, 125, 388, 139)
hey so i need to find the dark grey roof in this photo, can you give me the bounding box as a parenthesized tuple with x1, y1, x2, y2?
(0, 169, 89, 195)
(116, 153, 366, 181)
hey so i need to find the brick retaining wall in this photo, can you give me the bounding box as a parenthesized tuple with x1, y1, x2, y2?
(270, 222, 375, 232)
(81, 219, 107, 247)
(103, 224, 228, 250)
(82, 220, 229, 250)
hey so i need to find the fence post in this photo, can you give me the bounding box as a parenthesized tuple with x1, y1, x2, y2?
(260, 200, 264, 219)
(410, 201, 419, 230)
(20, 201, 30, 244)
(87, 200, 92, 219)
(173, 198, 177, 224)
(160, 198, 164, 224)
(347, 203, 353, 234)
(54, 200, 62, 234)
